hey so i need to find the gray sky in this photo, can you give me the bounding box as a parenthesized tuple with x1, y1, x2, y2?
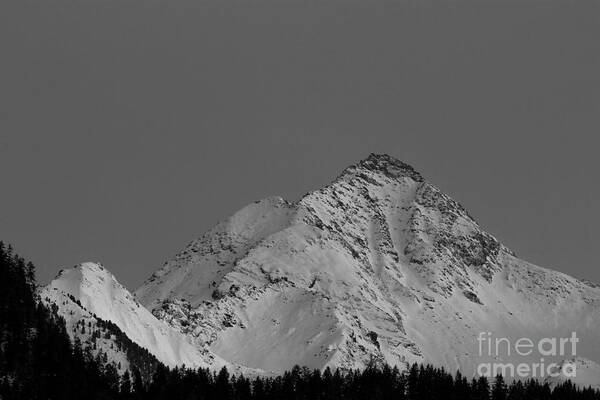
(1, 0, 598, 290)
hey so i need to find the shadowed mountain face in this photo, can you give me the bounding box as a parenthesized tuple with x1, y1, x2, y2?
(47, 155, 600, 384)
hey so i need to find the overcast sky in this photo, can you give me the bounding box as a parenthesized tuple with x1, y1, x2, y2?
(1, 0, 598, 290)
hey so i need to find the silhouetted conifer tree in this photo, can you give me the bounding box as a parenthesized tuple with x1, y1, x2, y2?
(492, 374, 507, 400)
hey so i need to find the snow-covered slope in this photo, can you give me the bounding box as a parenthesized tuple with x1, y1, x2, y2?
(135, 154, 600, 380)
(40, 262, 220, 369)
(544, 358, 600, 389)
(137, 196, 296, 308)
(40, 283, 132, 375)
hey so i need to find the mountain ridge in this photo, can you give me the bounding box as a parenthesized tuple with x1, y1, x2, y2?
(44, 154, 600, 385)
(41, 262, 222, 369)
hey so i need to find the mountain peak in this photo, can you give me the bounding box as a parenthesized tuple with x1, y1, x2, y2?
(73, 261, 106, 273)
(363, 152, 409, 165)
(48, 154, 600, 378)
(76, 261, 104, 269)
(343, 153, 424, 183)
(43, 262, 218, 369)
(55, 261, 106, 279)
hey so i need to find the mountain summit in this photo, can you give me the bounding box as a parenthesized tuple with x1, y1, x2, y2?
(45, 154, 600, 383)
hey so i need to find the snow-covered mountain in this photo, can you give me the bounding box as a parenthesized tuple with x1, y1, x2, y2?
(45, 154, 600, 385)
(40, 262, 227, 372)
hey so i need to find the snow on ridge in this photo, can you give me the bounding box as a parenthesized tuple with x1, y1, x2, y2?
(43, 262, 221, 369)
(47, 154, 600, 383)
(135, 195, 297, 309)
(133, 153, 600, 376)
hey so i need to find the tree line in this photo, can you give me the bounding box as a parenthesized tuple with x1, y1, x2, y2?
(1, 241, 599, 400)
(135, 362, 600, 400)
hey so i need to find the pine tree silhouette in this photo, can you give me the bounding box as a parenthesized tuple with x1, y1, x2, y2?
(492, 374, 507, 400)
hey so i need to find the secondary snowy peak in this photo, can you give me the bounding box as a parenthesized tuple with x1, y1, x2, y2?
(42, 262, 218, 369)
(136, 196, 296, 309)
(50, 262, 135, 313)
(134, 153, 600, 378)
